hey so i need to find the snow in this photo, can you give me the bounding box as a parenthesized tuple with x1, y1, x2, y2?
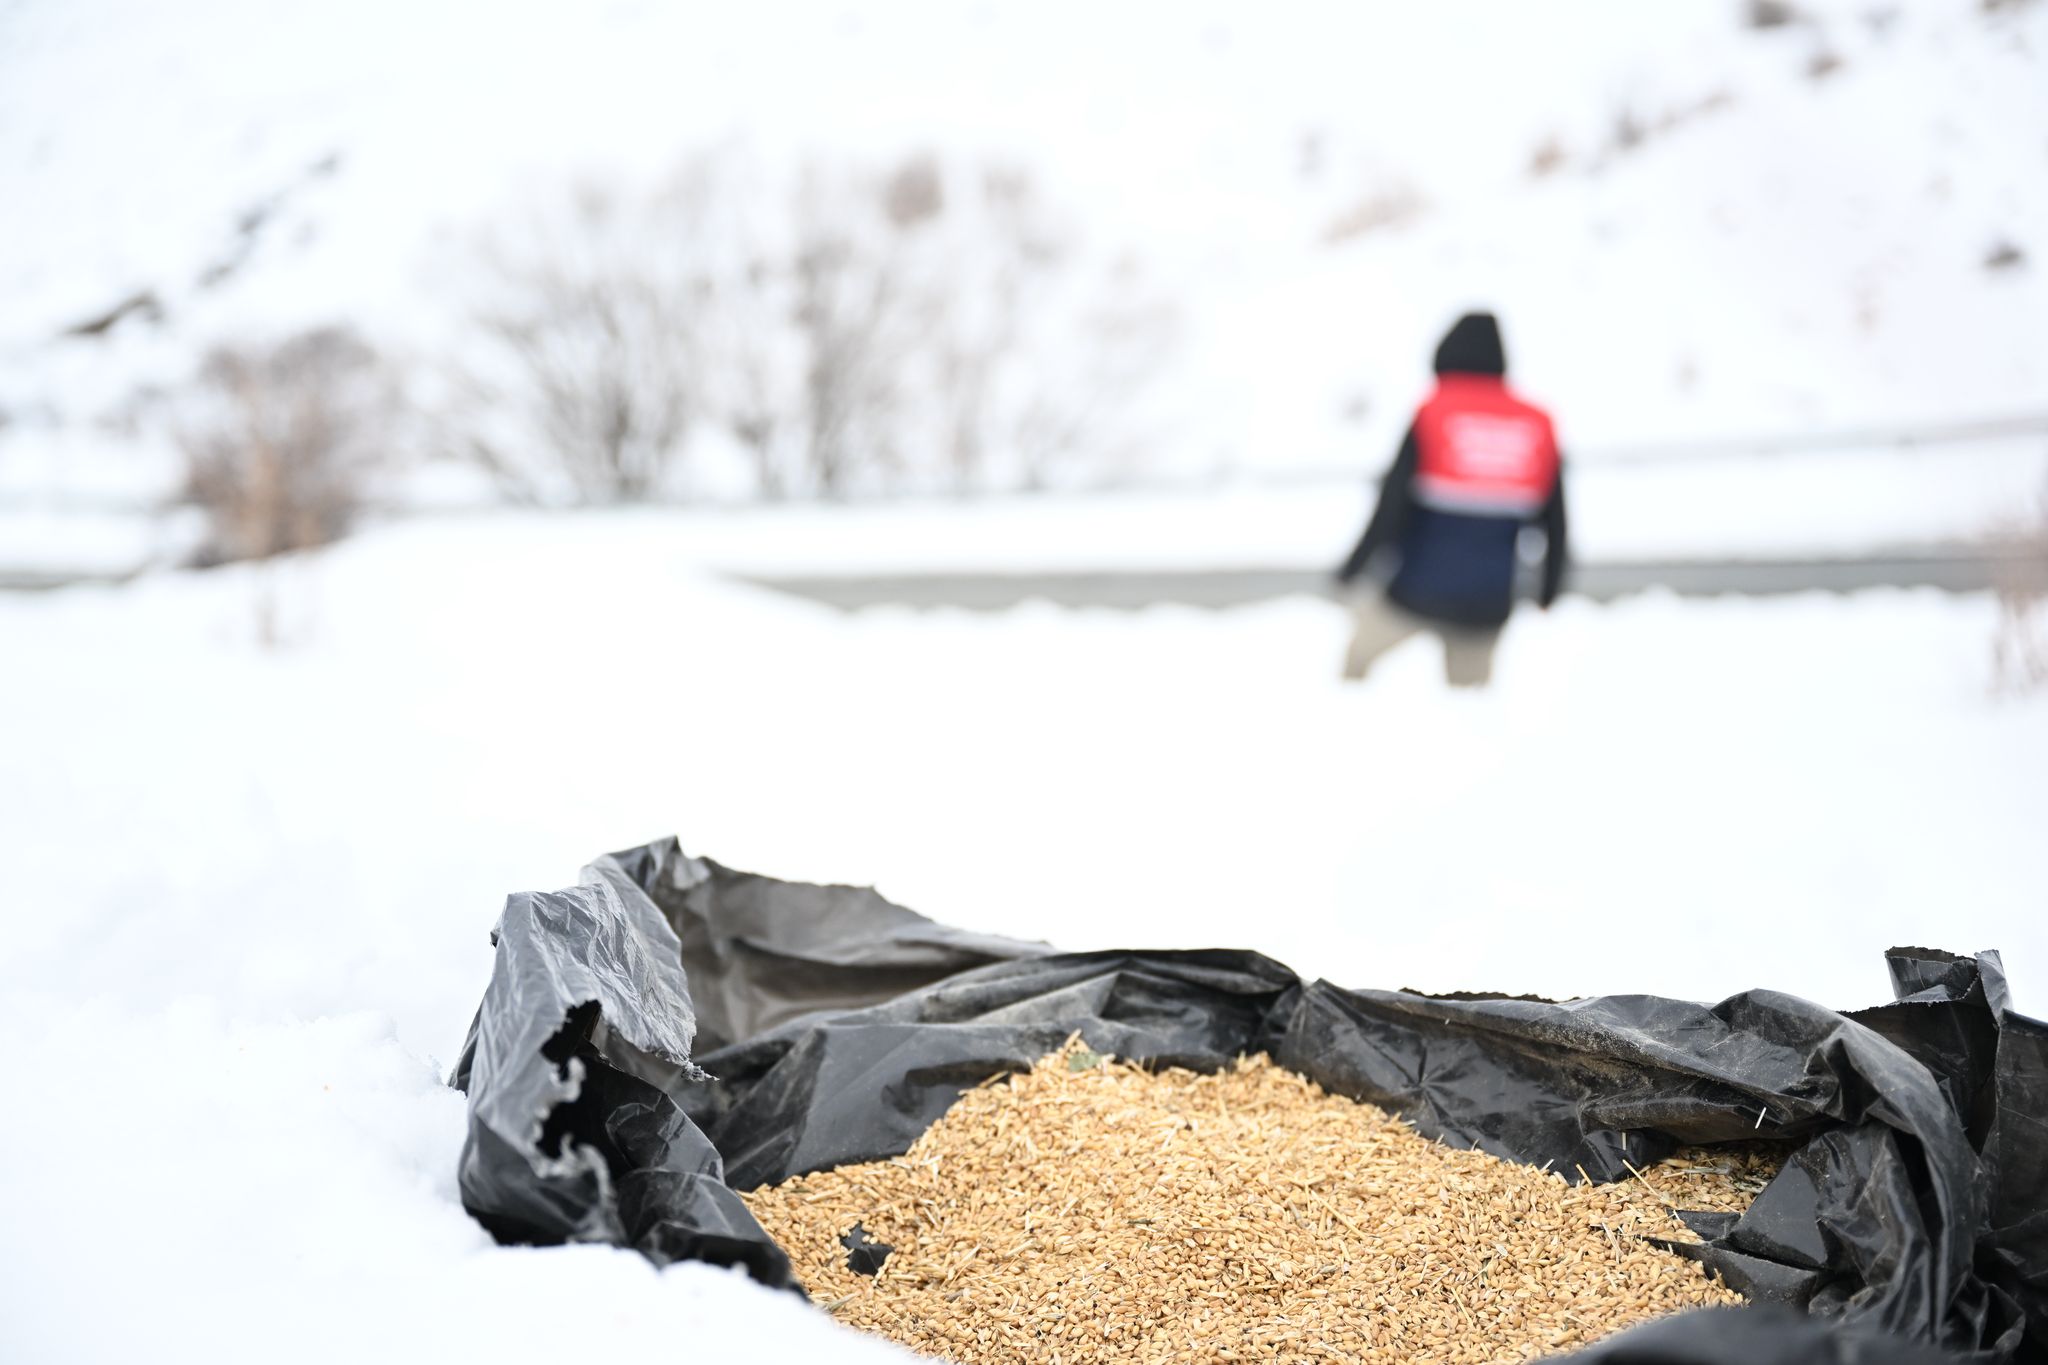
(0, 1006, 902, 1365)
(484, 438, 2043, 579)
(5, 434, 2043, 585)
(3, 0, 2045, 536)
(0, 506, 192, 580)
(4, 2, 2047, 1357)
(2, 512, 2044, 1362)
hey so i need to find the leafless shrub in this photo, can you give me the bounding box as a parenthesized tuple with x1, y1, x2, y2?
(178, 326, 391, 567)
(1745, 0, 1802, 29)
(1984, 241, 2027, 272)
(1527, 136, 1569, 179)
(440, 148, 1176, 502)
(914, 162, 1176, 492)
(1321, 181, 1428, 244)
(1611, 108, 1648, 155)
(441, 175, 710, 504)
(921, 163, 1065, 492)
(670, 154, 806, 500)
(1010, 259, 1178, 490)
(882, 152, 945, 229)
(706, 149, 1174, 498)
(1991, 489, 2048, 695)
(786, 159, 928, 496)
(701, 244, 802, 500)
(1597, 90, 1737, 167)
(63, 289, 162, 339)
(1297, 129, 1327, 182)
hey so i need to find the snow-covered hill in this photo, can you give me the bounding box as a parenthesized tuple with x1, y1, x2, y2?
(3, 0, 2044, 524)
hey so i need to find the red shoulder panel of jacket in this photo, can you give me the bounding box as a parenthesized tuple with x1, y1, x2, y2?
(1412, 376, 1559, 516)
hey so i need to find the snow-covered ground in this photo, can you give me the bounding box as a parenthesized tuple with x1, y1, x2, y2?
(5, 2, 2047, 1358)
(551, 438, 2048, 579)
(3, 512, 2044, 1362)
(9, 435, 2044, 585)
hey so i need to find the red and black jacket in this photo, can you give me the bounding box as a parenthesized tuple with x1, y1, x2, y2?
(1338, 321, 1568, 627)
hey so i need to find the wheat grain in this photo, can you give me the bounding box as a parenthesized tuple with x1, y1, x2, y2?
(742, 1044, 1762, 1364)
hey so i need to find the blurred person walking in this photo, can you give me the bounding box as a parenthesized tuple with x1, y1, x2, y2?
(1334, 312, 1567, 687)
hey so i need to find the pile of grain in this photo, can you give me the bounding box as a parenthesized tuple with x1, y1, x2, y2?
(743, 1043, 1769, 1364)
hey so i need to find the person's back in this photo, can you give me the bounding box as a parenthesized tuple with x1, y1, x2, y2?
(1336, 312, 1567, 686)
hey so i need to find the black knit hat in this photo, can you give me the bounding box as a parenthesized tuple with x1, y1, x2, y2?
(1433, 312, 1507, 377)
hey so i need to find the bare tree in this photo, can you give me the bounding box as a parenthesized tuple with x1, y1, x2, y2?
(1992, 486, 2048, 694)
(443, 176, 709, 504)
(785, 159, 928, 498)
(1015, 257, 1178, 490)
(180, 326, 391, 566)
(918, 163, 1177, 493)
(707, 252, 802, 500)
(688, 151, 947, 501)
(177, 326, 393, 645)
(439, 148, 1179, 504)
(927, 163, 1042, 493)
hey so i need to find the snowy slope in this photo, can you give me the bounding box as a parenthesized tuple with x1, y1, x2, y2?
(2, 516, 2044, 1361)
(2, 0, 2044, 512)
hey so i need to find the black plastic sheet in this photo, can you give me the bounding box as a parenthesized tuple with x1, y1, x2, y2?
(453, 838, 2046, 1361)
(1544, 1306, 1958, 1363)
